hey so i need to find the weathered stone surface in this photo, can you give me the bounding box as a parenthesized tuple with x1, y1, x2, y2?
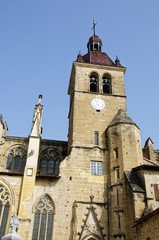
(108, 108, 136, 127)
(0, 33, 158, 240)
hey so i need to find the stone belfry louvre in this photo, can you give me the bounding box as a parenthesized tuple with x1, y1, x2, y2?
(0, 24, 159, 240)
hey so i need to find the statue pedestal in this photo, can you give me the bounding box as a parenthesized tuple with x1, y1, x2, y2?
(1, 230, 22, 240)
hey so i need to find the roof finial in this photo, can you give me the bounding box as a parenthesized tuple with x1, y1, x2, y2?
(77, 51, 82, 62)
(77, 51, 82, 58)
(38, 94, 42, 105)
(115, 55, 120, 66)
(92, 19, 97, 36)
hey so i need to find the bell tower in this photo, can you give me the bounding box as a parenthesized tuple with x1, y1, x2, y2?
(68, 25, 127, 152)
(66, 24, 144, 240)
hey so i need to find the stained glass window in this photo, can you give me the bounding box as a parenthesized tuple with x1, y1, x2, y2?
(39, 149, 61, 175)
(32, 195, 54, 240)
(6, 147, 27, 171)
(0, 184, 11, 239)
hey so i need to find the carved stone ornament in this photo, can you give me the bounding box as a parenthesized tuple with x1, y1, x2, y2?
(1, 215, 22, 240)
(10, 215, 20, 232)
(79, 206, 104, 240)
(30, 95, 43, 137)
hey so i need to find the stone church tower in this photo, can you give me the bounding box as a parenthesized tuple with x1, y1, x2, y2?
(0, 26, 159, 240)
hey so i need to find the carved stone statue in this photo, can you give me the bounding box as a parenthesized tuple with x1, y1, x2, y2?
(10, 215, 20, 233)
(30, 94, 43, 137)
(0, 115, 8, 155)
(1, 215, 22, 240)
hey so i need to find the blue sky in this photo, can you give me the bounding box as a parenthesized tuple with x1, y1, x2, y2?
(0, 0, 158, 148)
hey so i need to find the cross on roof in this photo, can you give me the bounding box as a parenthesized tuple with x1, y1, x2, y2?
(92, 19, 97, 36)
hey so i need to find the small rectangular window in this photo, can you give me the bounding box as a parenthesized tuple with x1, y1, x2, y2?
(117, 190, 119, 205)
(94, 132, 99, 145)
(115, 167, 120, 182)
(118, 213, 121, 229)
(116, 168, 120, 179)
(114, 147, 118, 159)
(154, 184, 159, 201)
(91, 161, 103, 175)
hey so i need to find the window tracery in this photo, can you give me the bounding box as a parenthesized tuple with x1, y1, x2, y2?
(0, 184, 11, 239)
(6, 146, 27, 171)
(39, 149, 61, 175)
(32, 194, 55, 240)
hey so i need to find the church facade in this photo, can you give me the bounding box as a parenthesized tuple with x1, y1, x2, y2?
(0, 31, 159, 240)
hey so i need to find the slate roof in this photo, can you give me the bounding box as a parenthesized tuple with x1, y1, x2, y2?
(133, 164, 159, 171)
(144, 137, 154, 146)
(125, 171, 145, 193)
(132, 207, 159, 227)
(108, 108, 138, 128)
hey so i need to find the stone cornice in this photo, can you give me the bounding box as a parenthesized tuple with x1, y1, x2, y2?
(73, 61, 126, 73)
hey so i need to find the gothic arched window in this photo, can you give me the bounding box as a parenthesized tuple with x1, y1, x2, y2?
(102, 74, 111, 94)
(32, 194, 55, 240)
(6, 147, 27, 171)
(90, 73, 99, 93)
(39, 149, 61, 175)
(0, 184, 11, 239)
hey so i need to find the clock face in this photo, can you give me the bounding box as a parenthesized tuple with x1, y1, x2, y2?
(91, 98, 105, 110)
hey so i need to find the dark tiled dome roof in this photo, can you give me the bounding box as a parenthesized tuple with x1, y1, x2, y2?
(88, 35, 102, 46)
(76, 35, 123, 67)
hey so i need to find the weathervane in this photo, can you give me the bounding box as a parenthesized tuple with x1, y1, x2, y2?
(92, 19, 97, 36)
